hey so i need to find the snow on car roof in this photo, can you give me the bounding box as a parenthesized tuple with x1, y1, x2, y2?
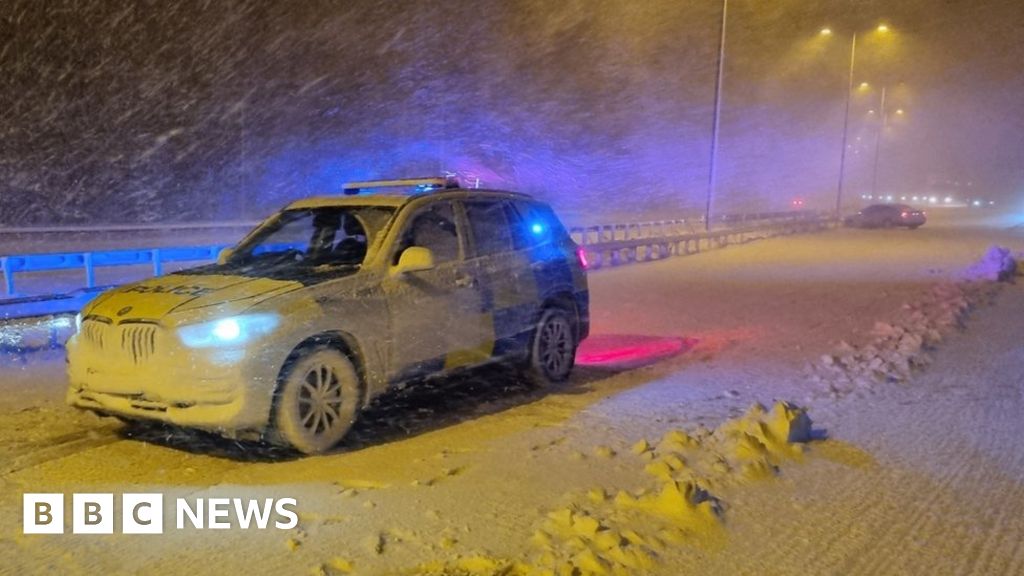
(285, 189, 534, 211)
(286, 195, 411, 209)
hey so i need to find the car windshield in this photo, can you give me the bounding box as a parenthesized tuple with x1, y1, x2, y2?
(220, 205, 395, 276)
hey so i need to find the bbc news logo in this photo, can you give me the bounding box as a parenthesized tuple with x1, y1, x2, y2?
(24, 493, 298, 534)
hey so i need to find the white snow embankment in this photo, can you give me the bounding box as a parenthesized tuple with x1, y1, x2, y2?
(809, 245, 1019, 399)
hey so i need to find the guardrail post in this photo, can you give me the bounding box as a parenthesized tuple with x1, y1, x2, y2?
(152, 248, 163, 276)
(1, 257, 13, 296)
(83, 253, 95, 288)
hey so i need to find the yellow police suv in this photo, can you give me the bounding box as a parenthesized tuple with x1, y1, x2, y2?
(66, 178, 590, 453)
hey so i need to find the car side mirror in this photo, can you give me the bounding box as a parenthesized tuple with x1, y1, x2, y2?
(217, 247, 234, 265)
(392, 246, 435, 276)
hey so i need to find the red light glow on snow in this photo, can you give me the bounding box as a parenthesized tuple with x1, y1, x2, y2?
(576, 334, 696, 368)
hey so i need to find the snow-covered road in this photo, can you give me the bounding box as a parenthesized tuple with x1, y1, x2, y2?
(0, 210, 1022, 575)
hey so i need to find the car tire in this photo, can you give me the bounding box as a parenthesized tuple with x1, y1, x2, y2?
(524, 307, 577, 387)
(909, 224, 921, 230)
(273, 346, 361, 454)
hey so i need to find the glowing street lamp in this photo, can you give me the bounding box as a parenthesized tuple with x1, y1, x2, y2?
(828, 23, 894, 218)
(704, 0, 728, 231)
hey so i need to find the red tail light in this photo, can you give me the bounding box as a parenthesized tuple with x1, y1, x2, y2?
(576, 246, 589, 270)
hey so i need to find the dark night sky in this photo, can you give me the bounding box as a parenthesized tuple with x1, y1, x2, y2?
(1, 0, 1022, 225)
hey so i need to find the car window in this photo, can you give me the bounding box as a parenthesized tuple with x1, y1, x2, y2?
(252, 215, 312, 254)
(396, 201, 461, 264)
(509, 200, 564, 248)
(465, 200, 513, 257)
(232, 206, 394, 268)
(504, 202, 533, 251)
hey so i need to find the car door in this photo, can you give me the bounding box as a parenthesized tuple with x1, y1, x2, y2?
(382, 200, 488, 382)
(463, 199, 538, 355)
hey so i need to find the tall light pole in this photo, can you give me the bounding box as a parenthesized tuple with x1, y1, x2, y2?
(827, 23, 892, 217)
(871, 85, 888, 197)
(834, 31, 857, 218)
(704, 0, 728, 232)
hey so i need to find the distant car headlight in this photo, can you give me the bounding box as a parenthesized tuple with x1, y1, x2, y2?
(178, 314, 279, 348)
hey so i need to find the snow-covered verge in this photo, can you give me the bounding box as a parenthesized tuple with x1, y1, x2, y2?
(809, 245, 1019, 399)
(408, 402, 812, 576)
(680, 280, 1024, 575)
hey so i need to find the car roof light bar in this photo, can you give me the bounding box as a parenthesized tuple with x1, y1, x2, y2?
(342, 176, 460, 195)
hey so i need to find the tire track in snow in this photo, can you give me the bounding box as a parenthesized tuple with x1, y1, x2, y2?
(848, 423, 973, 574)
(2, 430, 122, 476)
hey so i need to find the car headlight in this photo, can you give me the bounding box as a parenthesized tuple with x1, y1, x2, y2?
(178, 314, 279, 348)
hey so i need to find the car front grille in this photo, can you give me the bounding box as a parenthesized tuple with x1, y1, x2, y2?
(120, 323, 157, 364)
(81, 317, 159, 364)
(81, 319, 108, 349)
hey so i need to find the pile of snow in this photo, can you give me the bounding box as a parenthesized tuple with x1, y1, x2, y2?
(963, 245, 1018, 282)
(810, 247, 1014, 399)
(411, 402, 814, 576)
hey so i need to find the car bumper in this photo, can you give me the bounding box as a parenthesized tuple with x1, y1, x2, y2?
(65, 335, 274, 434)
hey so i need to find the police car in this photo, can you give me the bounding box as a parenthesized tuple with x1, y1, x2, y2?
(66, 178, 590, 454)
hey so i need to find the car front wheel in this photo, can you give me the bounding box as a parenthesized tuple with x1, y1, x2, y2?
(274, 347, 361, 454)
(525, 307, 577, 386)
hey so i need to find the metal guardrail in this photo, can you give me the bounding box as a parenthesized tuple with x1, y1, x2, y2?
(0, 211, 831, 323)
(0, 244, 232, 297)
(569, 211, 830, 270)
(0, 221, 260, 235)
(567, 210, 823, 245)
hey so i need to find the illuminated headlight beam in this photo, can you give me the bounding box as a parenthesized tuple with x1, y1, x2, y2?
(178, 314, 279, 348)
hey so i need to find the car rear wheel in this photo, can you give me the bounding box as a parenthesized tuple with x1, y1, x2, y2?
(274, 347, 361, 454)
(524, 307, 577, 386)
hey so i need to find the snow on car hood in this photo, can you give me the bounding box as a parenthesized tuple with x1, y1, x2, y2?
(84, 273, 302, 321)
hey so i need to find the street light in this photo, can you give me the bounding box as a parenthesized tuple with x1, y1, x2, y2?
(703, 0, 728, 232)
(826, 23, 893, 218)
(870, 90, 908, 197)
(832, 31, 858, 218)
(871, 85, 888, 197)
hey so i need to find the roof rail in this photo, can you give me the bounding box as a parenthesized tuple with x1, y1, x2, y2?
(342, 176, 460, 195)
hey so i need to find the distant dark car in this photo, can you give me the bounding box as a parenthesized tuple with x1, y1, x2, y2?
(845, 204, 926, 229)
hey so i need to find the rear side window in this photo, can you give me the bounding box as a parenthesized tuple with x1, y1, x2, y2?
(509, 200, 567, 249)
(396, 201, 461, 264)
(465, 200, 513, 257)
